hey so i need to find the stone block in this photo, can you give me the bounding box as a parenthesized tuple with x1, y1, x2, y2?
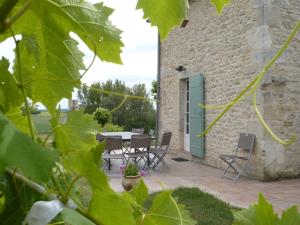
(247, 25, 272, 50)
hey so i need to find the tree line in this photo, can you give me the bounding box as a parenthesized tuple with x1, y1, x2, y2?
(77, 79, 156, 133)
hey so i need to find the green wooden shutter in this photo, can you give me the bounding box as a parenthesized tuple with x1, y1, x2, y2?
(189, 74, 205, 158)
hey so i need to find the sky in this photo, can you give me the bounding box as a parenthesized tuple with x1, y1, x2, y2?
(0, 0, 158, 109)
(80, 0, 158, 90)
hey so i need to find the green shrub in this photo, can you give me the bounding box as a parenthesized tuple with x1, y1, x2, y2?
(124, 163, 139, 176)
(93, 107, 111, 126)
(102, 123, 123, 132)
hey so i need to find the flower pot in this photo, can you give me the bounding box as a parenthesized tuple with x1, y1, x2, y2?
(121, 175, 141, 191)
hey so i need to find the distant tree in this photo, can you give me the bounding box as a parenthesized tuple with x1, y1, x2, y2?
(124, 84, 156, 132)
(151, 80, 157, 99)
(77, 80, 155, 132)
(77, 84, 89, 109)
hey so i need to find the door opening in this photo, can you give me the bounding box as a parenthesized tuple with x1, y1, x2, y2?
(184, 79, 190, 152)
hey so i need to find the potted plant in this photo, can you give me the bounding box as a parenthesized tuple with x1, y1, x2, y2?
(121, 163, 146, 191)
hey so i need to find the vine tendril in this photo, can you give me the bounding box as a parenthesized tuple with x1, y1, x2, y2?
(199, 20, 300, 146)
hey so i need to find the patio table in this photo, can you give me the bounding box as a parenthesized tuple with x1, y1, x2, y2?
(101, 131, 140, 141)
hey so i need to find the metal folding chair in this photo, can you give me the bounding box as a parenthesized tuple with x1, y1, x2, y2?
(132, 128, 144, 135)
(149, 132, 172, 170)
(102, 136, 124, 171)
(219, 133, 256, 182)
(149, 128, 158, 148)
(124, 135, 151, 170)
(149, 129, 155, 137)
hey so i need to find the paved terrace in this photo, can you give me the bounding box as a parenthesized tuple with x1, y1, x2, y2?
(108, 156, 300, 213)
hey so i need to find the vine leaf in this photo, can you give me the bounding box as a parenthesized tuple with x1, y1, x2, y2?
(0, 111, 56, 182)
(53, 110, 100, 153)
(136, 0, 187, 40)
(14, 33, 84, 115)
(210, 0, 231, 15)
(279, 206, 300, 225)
(63, 148, 136, 225)
(255, 194, 278, 225)
(61, 208, 96, 225)
(143, 191, 196, 225)
(233, 205, 256, 225)
(5, 107, 31, 134)
(7, 0, 123, 114)
(233, 193, 300, 225)
(0, 57, 22, 112)
(129, 179, 148, 205)
(0, 174, 47, 225)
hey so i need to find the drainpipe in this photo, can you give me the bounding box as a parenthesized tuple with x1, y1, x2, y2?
(155, 33, 161, 147)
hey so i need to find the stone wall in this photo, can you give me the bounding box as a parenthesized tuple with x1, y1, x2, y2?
(257, 0, 300, 179)
(159, 0, 300, 180)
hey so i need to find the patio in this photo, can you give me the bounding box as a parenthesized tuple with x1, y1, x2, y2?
(108, 155, 300, 213)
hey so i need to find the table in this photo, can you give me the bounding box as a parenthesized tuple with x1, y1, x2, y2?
(101, 131, 140, 141)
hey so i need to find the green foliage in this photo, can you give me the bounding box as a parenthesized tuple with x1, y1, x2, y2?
(145, 187, 236, 225)
(0, 111, 56, 182)
(31, 111, 53, 134)
(1, 0, 123, 115)
(233, 194, 300, 225)
(103, 122, 123, 132)
(53, 110, 100, 153)
(136, 0, 231, 39)
(143, 190, 197, 225)
(124, 163, 139, 176)
(62, 146, 137, 225)
(0, 57, 22, 112)
(0, 191, 5, 214)
(136, 0, 187, 40)
(0, 174, 46, 225)
(5, 107, 31, 134)
(93, 107, 111, 126)
(130, 179, 148, 205)
(78, 80, 156, 133)
(78, 80, 129, 114)
(151, 80, 157, 100)
(61, 208, 96, 225)
(210, 0, 231, 14)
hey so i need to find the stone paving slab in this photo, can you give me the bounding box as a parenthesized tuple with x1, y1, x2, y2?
(108, 156, 300, 213)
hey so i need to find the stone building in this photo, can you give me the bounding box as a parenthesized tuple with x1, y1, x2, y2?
(158, 0, 300, 180)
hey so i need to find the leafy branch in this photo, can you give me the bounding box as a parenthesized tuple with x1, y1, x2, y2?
(5, 168, 104, 225)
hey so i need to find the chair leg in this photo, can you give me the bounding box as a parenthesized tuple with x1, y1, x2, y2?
(222, 164, 231, 177)
(161, 159, 169, 170)
(151, 153, 167, 170)
(221, 158, 241, 181)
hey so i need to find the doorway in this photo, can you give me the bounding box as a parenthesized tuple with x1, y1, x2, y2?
(184, 79, 190, 152)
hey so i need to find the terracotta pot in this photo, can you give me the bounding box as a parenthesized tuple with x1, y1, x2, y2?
(121, 175, 141, 191)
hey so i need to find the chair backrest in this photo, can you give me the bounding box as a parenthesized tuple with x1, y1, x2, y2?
(130, 135, 151, 149)
(132, 128, 144, 135)
(236, 133, 255, 156)
(160, 132, 172, 151)
(149, 129, 155, 137)
(105, 136, 123, 152)
(96, 134, 105, 142)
